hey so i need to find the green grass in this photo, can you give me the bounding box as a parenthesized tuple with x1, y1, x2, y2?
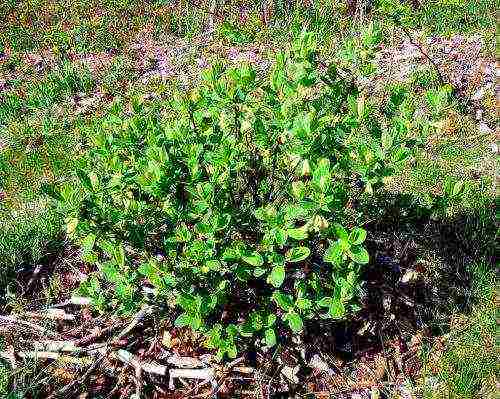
(1, 1, 495, 55)
(421, 261, 497, 398)
(392, 113, 495, 213)
(0, 61, 95, 274)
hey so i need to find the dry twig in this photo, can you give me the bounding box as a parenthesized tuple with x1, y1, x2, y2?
(114, 349, 167, 376)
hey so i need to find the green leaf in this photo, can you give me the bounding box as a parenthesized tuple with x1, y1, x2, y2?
(381, 130, 393, 150)
(286, 246, 310, 263)
(266, 313, 277, 327)
(443, 177, 454, 196)
(242, 252, 264, 267)
(101, 261, 120, 283)
(204, 259, 221, 272)
(333, 224, 349, 242)
(273, 229, 287, 245)
(349, 245, 369, 264)
(287, 226, 308, 240)
(113, 244, 125, 268)
(392, 147, 410, 163)
(253, 267, 267, 278)
(115, 282, 132, 301)
(264, 328, 277, 347)
(138, 261, 154, 277)
(272, 291, 294, 312)
(239, 323, 255, 338)
(339, 274, 356, 302)
(296, 297, 312, 310)
(214, 214, 231, 230)
(222, 247, 241, 262)
(300, 159, 311, 176)
(284, 311, 303, 333)
(41, 183, 63, 201)
(76, 169, 93, 191)
(98, 240, 114, 257)
(291, 181, 306, 200)
(177, 293, 195, 312)
(312, 158, 330, 191)
(268, 265, 286, 288)
(190, 317, 202, 330)
(195, 222, 214, 236)
(328, 298, 346, 319)
(89, 172, 99, 191)
(81, 233, 96, 253)
(235, 264, 252, 281)
(175, 223, 192, 242)
(349, 227, 367, 245)
(254, 206, 277, 222)
(317, 296, 332, 308)
(250, 312, 263, 331)
(324, 241, 342, 265)
(453, 181, 464, 197)
(226, 344, 237, 359)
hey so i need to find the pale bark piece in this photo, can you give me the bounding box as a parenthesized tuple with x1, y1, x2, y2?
(168, 368, 216, 390)
(115, 349, 167, 376)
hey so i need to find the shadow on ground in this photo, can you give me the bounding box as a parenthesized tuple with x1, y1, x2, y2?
(268, 192, 496, 397)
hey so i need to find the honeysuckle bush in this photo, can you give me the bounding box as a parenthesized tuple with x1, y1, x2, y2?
(48, 32, 415, 359)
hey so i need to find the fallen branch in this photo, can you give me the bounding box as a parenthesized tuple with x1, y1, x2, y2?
(440, 130, 494, 143)
(50, 296, 92, 308)
(18, 351, 60, 360)
(16, 351, 94, 367)
(166, 353, 210, 368)
(383, 12, 445, 86)
(113, 304, 154, 343)
(24, 309, 75, 321)
(57, 355, 94, 367)
(233, 366, 255, 374)
(195, 356, 246, 398)
(169, 368, 216, 390)
(73, 324, 120, 346)
(34, 341, 77, 352)
(114, 349, 167, 376)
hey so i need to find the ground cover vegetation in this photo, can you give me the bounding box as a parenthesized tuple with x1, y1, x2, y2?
(0, 0, 497, 398)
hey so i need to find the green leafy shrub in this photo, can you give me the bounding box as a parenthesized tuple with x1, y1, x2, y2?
(50, 32, 413, 359)
(339, 21, 382, 76)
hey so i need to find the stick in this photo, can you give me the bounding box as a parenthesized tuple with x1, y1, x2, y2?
(166, 354, 209, 368)
(50, 296, 91, 308)
(440, 131, 494, 143)
(18, 351, 59, 360)
(233, 366, 255, 374)
(34, 341, 77, 352)
(73, 324, 119, 346)
(114, 350, 167, 376)
(24, 309, 75, 321)
(168, 368, 216, 390)
(113, 305, 154, 343)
